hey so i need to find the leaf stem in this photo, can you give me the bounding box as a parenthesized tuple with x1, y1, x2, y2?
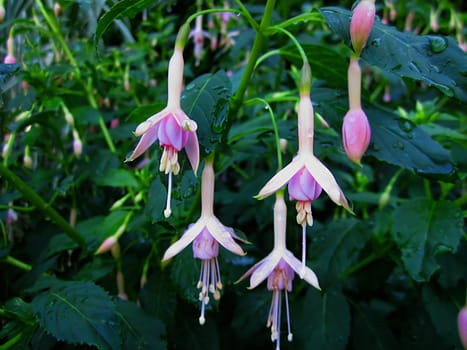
(0, 164, 85, 246)
(2, 255, 32, 271)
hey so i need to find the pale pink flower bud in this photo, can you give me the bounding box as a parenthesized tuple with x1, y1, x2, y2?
(110, 118, 119, 129)
(54, 3, 61, 17)
(0, 6, 5, 23)
(458, 306, 467, 350)
(23, 154, 33, 168)
(4, 36, 16, 64)
(73, 131, 82, 157)
(95, 236, 117, 254)
(279, 138, 287, 153)
(430, 8, 439, 32)
(342, 108, 371, 165)
(350, 0, 376, 55)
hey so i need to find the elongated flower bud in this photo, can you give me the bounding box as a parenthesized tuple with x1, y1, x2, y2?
(350, 0, 376, 56)
(342, 108, 371, 165)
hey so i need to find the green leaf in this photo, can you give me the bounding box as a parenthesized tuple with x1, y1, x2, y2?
(94, 169, 139, 188)
(116, 300, 166, 350)
(0, 63, 21, 106)
(139, 273, 177, 321)
(145, 176, 166, 223)
(320, 7, 467, 102)
(94, 0, 158, 45)
(393, 199, 463, 281)
(32, 281, 119, 350)
(422, 286, 463, 348)
(308, 219, 369, 286)
(181, 71, 232, 153)
(297, 288, 350, 350)
(3, 298, 35, 322)
(125, 103, 166, 124)
(170, 246, 199, 304)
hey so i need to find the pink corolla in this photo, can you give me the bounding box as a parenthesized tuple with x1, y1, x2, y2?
(239, 194, 320, 349)
(126, 47, 199, 217)
(162, 159, 245, 325)
(350, 0, 376, 56)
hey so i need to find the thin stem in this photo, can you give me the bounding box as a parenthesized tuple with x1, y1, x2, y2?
(185, 7, 258, 31)
(3, 255, 32, 271)
(0, 164, 85, 246)
(230, 0, 276, 117)
(267, 26, 308, 64)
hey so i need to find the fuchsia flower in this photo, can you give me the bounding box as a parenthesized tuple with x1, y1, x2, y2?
(189, 16, 210, 66)
(343, 57, 371, 165)
(350, 0, 376, 56)
(458, 306, 467, 350)
(239, 194, 320, 349)
(126, 47, 199, 217)
(162, 159, 245, 325)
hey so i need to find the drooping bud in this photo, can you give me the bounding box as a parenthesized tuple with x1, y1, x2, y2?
(342, 108, 371, 165)
(350, 0, 376, 56)
(4, 36, 16, 64)
(54, 2, 62, 17)
(458, 306, 467, 350)
(0, 4, 5, 23)
(95, 236, 117, 254)
(72, 130, 82, 157)
(430, 8, 439, 32)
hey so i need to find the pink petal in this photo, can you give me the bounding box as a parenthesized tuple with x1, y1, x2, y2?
(125, 123, 160, 162)
(283, 250, 320, 290)
(185, 131, 200, 174)
(256, 157, 303, 199)
(134, 108, 168, 136)
(207, 218, 245, 256)
(304, 155, 351, 212)
(162, 220, 205, 261)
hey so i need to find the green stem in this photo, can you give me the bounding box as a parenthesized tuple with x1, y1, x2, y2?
(230, 0, 276, 117)
(185, 7, 258, 31)
(0, 332, 22, 350)
(2, 256, 32, 271)
(0, 164, 85, 246)
(267, 26, 308, 64)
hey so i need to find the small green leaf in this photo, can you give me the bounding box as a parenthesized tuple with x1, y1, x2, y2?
(145, 176, 166, 223)
(3, 298, 35, 322)
(32, 281, 119, 350)
(320, 7, 467, 101)
(393, 198, 463, 281)
(181, 71, 232, 153)
(116, 300, 166, 350)
(94, 169, 139, 188)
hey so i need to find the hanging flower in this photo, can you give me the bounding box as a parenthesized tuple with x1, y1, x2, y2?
(189, 16, 210, 66)
(126, 47, 199, 217)
(239, 193, 320, 349)
(350, 0, 376, 56)
(3, 36, 16, 64)
(162, 159, 245, 325)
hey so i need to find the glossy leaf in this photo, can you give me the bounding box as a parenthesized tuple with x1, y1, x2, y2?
(181, 71, 232, 153)
(320, 7, 467, 102)
(393, 199, 463, 281)
(32, 281, 119, 350)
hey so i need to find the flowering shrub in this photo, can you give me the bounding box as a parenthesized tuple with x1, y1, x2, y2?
(0, 1, 466, 349)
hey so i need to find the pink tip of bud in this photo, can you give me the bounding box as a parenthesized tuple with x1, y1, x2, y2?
(110, 118, 120, 129)
(96, 236, 117, 254)
(342, 108, 371, 165)
(0, 6, 5, 22)
(3, 55, 16, 64)
(279, 138, 287, 153)
(458, 307, 467, 350)
(73, 138, 82, 157)
(350, 0, 376, 55)
(54, 3, 62, 17)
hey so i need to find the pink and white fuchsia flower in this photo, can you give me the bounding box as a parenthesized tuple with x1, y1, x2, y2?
(350, 0, 376, 56)
(239, 193, 320, 350)
(162, 158, 245, 325)
(126, 47, 199, 217)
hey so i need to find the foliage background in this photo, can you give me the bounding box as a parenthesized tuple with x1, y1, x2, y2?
(0, 0, 466, 349)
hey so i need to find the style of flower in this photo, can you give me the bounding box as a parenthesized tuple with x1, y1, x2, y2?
(350, 0, 376, 56)
(126, 47, 199, 217)
(239, 193, 320, 350)
(162, 159, 245, 325)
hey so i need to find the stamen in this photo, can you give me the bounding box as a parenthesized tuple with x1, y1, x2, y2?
(300, 223, 306, 279)
(164, 171, 173, 218)
(285, 290, 293, 342)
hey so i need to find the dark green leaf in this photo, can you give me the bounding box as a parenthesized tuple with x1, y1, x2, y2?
(32, 281, 119, 350)
(116, 300, 166, 350)
(125, 103, 166, 124)
(139, 273, 177, 321)
(94, 0, 159, 45)
(181, 71, 232, 153)
(320, 7, 467, 102)
(309, 219, 368, 286)
(170, 246, 199, 304)
(422, 286, 463, 348)
(297, 288, 350, 350)
(145, 176, 166, 223)
(393, 199, 463, 281)
(94, 168, 139, 188)
(3, 298, 35, 322)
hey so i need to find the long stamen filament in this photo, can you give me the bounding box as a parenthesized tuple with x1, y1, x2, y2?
(164, 171, 173, 218)
(300, 223, 306, 279)
(285, 290, 293, 341)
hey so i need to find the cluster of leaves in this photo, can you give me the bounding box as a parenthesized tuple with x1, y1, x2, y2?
(0, 0, 465, 349)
